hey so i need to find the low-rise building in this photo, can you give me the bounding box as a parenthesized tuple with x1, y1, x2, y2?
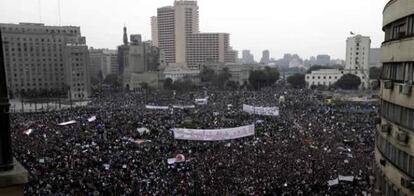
(127, 72, 162, 90)
(163, 63, 200, 83)
(305, 69, 369, 88)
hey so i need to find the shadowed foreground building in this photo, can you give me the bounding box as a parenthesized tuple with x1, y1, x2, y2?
(374, 0, 414, 195)
(0, 29, 28, 196)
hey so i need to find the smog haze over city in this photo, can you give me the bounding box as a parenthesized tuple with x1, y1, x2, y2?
(0, 0, 388, 59)
(0, 0, 412, 195)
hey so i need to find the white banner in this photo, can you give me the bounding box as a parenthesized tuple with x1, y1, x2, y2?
(338, 175, 354, 182)
(88, 116, 97, 122)
(145, 105, 169, 110)
(195, 98, 208, 105)
(58, 120, 76, 126)
(243, 104, 279, 116)
(172, 124, 255, 141)
(137, 127, 150, 135)
(327, 178, 339, 186)
(172, 105, 196, 109)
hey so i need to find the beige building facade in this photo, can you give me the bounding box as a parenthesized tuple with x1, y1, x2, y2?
(0, 23, 90, 100)
(187, 33, 229, 65)
(156, 0, 199, 65)
(374, 0, 414, 195)
(156, 0, 236, 66)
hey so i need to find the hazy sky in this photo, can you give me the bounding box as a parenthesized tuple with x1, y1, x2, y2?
(0, 0, 388, 60)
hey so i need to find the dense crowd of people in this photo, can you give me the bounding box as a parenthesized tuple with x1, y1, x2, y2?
(10, 86, 377, 195)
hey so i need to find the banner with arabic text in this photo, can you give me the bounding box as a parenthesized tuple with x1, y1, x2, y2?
(172, 124, 254, 141)
(243, 104, 279, 116)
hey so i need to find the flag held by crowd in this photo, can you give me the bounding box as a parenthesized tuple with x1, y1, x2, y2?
(58, 120, 76, 126)
(87, 116, 97, 122)
(167, 154, 186, 165)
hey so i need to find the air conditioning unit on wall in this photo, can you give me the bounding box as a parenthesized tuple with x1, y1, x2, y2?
(381, 124, 392, 134)
(397, 132, 409, 144)
(402, 83, 412, 95)
(401, 178, 414, 190)
(384, 80, 394, 90)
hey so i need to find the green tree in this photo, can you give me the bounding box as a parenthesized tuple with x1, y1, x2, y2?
(140, 82, 149, 90)
(97, 70, 104, 82)
(90, 77, 100, 86)
(263, 66, 280, 85)
(104, 74, 120, 88)
(213, 67, 232, 89)
(335, 74, 361, 90)
(287, 73, 306, 88)
(200, 67, 216, 82)
(369, 67, 382, 79)
(249, 70, 263, 90)
(225, 80, 239, 90)
(163, 78, 173, 89)
(248, 67, 280, 90)
(172, 76, 196, 92)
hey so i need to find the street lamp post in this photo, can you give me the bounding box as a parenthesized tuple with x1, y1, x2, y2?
(0, 30, 14, 171)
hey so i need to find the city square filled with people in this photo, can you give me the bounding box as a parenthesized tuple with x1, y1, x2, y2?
(10, 86, 378, 195)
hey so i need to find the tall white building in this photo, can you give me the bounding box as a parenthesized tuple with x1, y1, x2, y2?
(156, 0, 235, 66)
(151, 16, 159, 47)
(157, 0, 199, 65)
(345, 35, 371, 70)
(157, 6, 176, 64)
(174, 0, 199, 64)
(0, 23, 90, 99)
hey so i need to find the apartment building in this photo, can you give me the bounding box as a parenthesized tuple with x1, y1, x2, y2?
(0, 23, 90, 99)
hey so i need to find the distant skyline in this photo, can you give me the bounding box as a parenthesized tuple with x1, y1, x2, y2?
(0, 0, 388, 60)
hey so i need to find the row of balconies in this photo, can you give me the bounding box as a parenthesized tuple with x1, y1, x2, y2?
(377, 121, 414, 192)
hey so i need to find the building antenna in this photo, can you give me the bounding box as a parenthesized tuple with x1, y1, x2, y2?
(58, 0, 62, 26)
(38, 0, 42, 23)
